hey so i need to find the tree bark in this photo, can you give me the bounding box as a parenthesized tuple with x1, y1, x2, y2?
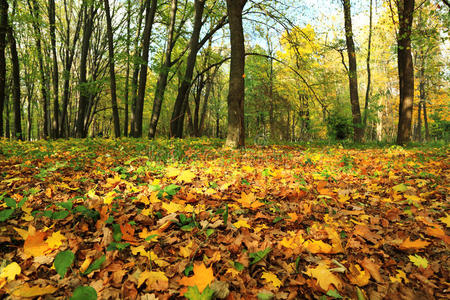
(148, 0, 178, 138)
(0, 0, 7, 137)
(48, 0, 59, 138)
(76, 1, 96, 138)
(123, 0, 131, 136)
(133, 0, 157, 137)
(28, 0, 50, 139)
(342, 0, 363, 142)
(396, 0, 415, 145)
(363, 0, 373, 130)
(225, 0, 247, 148)
(8, 24, 21, 140)
(169, 0, 205, 138)
(103, 0, 121, 137)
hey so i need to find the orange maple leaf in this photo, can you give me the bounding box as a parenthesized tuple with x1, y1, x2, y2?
(24, 231, 50, 257)
(178, 262, 214, 293)
(399, 237, 430, 250)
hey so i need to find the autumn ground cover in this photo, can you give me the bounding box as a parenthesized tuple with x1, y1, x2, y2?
(0, 138, 448, 299)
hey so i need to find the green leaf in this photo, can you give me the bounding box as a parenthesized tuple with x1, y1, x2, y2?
(57, 200, 73, 211)
(206, 228, 215, 237)
(52, 210, 70, 220)
(54, 250, 75, 278)
(184, 285, 214, 300)
(82, 255, 105, 275)
(70, 286, 97, 300)
(184, 263, 194, 276)
(17, 197, 27, 209)
(249, 248, 271, 265)
(326, 289, 343, 299)
(145, 234, 158, 241)
(257, 291, 274, 300)
(273, 216, 284, 224)
(233, 262, 244, 271)
(5, 198, 16, 209)
(0, 209, 15, 221)
(223, 204, 228, 225)
(181, 224, 196, 232)
(393, 183, 408, 193)
(356, 287, 366, 300)
(112, 223, 122, 242)
(106, 242, 130, 251)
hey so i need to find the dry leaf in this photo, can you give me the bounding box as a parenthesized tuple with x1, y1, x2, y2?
(304, 263, 342, 291)
(138, 271, 169, 290)
(179, 262, 215, 293)
(24, 231, 50, 257)
(261, 272, 282, 289)
(11, 283, 58, 297)
(399, 237, 430, 250)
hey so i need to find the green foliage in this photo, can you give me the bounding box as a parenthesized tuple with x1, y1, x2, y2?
(71, 286, 97, 300)
(326, 113, 353, 140)
(54, 250, 75, 278)
(82, 255, 106, 276)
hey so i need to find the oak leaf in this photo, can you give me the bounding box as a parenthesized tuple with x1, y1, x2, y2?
(179, 263, 214, 293)
(408, 254, 428, 268)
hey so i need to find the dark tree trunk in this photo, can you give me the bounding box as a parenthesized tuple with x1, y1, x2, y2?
(60, 1, 82, 137)
(342, 0, 363, 142)
(123, 0, 131, 137)
(193, 76, 206, 136)
(133, 0, 157, 137)
(0, 0, 6, 137)
(76, 1, 96, 138)
(363, 0, 373, 130)
(396, 0, 415, 145)
(423, 97, 429, 141)
(28, 0, 50, 139)
(48, 0, 59, 138)
(129, 1, 145, 136)
(199, 66, 218, 135)
(103, 0, 121, 137)
(148, 0, 177, 139)
(8, 25, 21, 140)
(225, 0, 247, 148)
(169, 0, 205, 138)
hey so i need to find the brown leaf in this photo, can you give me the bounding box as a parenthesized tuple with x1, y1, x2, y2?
(359, 257, 383, 283)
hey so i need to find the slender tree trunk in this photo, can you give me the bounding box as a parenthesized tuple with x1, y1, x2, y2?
(193, 77, 205, 136)
(225, 0, 247, 148)
(5, 81, 9, 138)
(423, 97, 429, 141)
(148, 0, 178, 138)
(76, 1, 96, 138)
(342, 0, 363, 142)
(123, 0, 131, 137)
(396, 0, 415, 145)
(8, 25, 21, 140)
(28, 0, 50, 139)
(103, 0, 121, 137)
(133, 0, 157, 137)
(199, 66, 218, 135)
(48, 0, 59, 138)
(169, 0, 205, 138)
(0, 0, 6, 137)
(363, 0, 373, 131)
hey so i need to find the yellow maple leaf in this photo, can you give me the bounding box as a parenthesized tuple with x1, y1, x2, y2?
(180, 241, 194, 258)
(46, 231, 66, 249)
(13, 227, 29, 240)
(0, 262, 21, 281)
(12, 283, 58, 297)
(131, 245, 150, 259)
(177, 170, 196, 183)
(439, 214, 450, 228)
(304, 263, 342, 291)
(162, 202, 184, 214)
(24, 231, 50, 257)
(408, 254, 428, 268)
(103, 191, 116, 205)
(225, 267, 240, 278)
(233, 219, 251, 229)
(179, 263, 215, 293)
(254, 224, 269, 233)
(348, 264, 370, 287)
(389, 270, 409, 283)
(138, 271, 169, 290)
(303, 239, 332, 254)
(261, 271, 282, 288)
(165, 166, 181, 178)
(149, 251, 169, 267)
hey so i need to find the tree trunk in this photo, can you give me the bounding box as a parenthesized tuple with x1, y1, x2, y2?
(199, 66, 218, 135)
(133, 0, 157, 137)
(169, 0, 205, 138)
(148, 0, 178, 139)
(0, 0, 6, 137)
(363, 0, 372, 130)
(396, 0, 415, 145)
(225, 0, 247, 148)
(76, 1, 96, 138)
(193, 76, 206, 136)
(8, 25, 21, 140)
(28, 0, 50, 139)
(48, 0, 59, 138)
(342, 0, 363, 142)
(123, 0, 131, 137)
(423, 98, 429, 141)
(103, 0, 121, 137)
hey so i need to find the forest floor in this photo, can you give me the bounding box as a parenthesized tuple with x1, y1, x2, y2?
(0, 138, 448, 300)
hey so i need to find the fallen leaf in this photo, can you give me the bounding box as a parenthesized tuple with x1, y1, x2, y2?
(261, 272, 282, 288)
(303, 239, 332, 254)
(399, 237, 430, 250)
(360, 258, 383, 283)
(12, 283, 58, 297)
(439, 214, 450, 228)
(138, 271, 169, 290)
(408, 254, 428, 269)
(233, 219, 251, 229)
(179, 262, 214, 293)
(24, 231, 49, 257)
(177, 170, 196, 183)
(46, 231, 66, 249)
(347, 264, 370, 287)
(0, 262, 21, 281)
(304, 263, 342, 291)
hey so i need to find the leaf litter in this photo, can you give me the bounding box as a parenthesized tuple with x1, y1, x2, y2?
(0, 139, 448, 299)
